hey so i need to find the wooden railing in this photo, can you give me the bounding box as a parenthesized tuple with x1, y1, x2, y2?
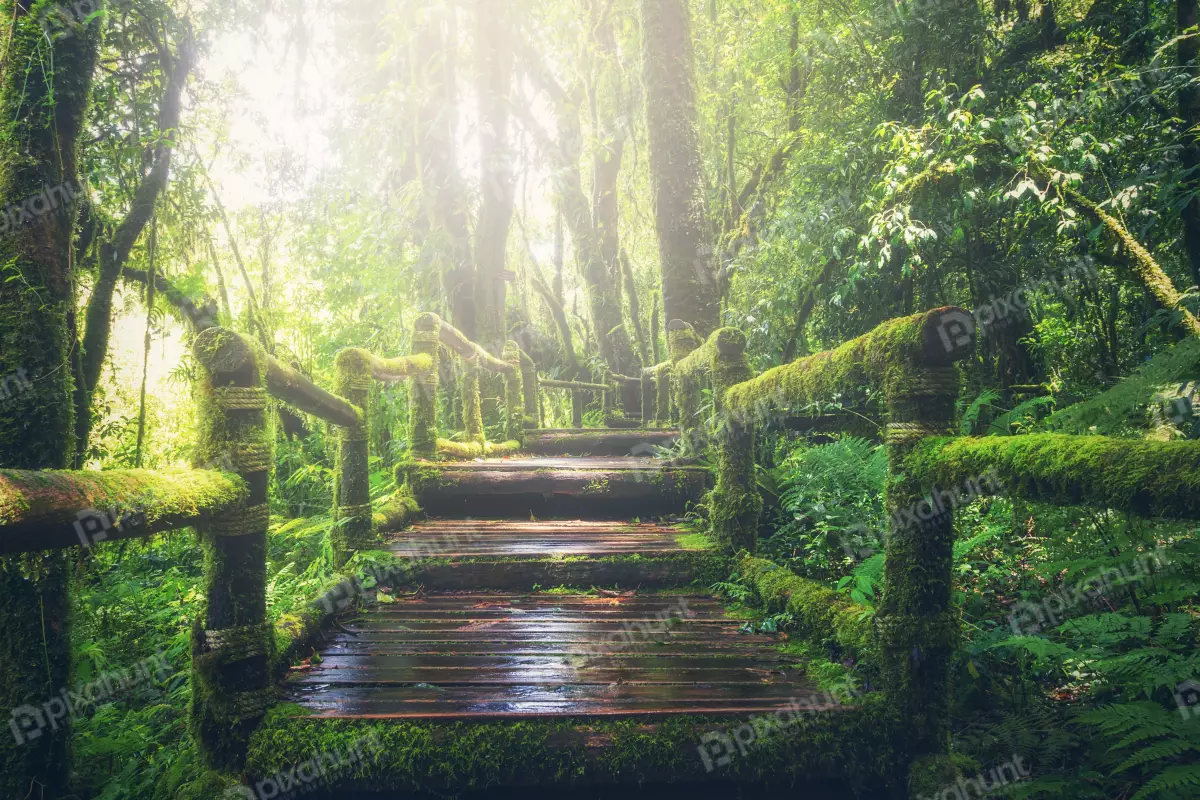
(4, 303, 1196, 779)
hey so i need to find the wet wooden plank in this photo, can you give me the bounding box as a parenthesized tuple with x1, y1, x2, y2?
(290, 592, 823, 721)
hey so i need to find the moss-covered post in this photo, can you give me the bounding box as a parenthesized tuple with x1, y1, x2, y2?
(462, 365, 484, 446)
(0, 6, 102, 795)
(519, 348, 538, 429)
(191, 328, 275, 769)
(600, 367, 614, 420)
(668, 320, 703, 449)
(655, 370, 671, 426)
(572, 390, 584, 428)
(410, 313, 440, 458)
(333, 348, 375, 565)
(502, 341, 524, 443)
(641, 369, 654, 426)
(877, 319, 969, 774)
(708, 329, 759, 552)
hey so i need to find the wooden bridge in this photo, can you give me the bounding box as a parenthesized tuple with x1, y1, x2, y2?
(2, 307, 1196, 797)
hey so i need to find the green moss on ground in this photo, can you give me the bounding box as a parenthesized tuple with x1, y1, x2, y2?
(906, 434, 1200, 519)
(246, 699, 901, 796)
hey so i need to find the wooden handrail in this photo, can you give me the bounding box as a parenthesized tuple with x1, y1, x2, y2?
(540, 378, 612, 393)
(266, 356, 361, 427)
(435, 316, 515, 375)
(0, 468, 248, 555)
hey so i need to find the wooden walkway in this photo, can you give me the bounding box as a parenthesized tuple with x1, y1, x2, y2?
(288, 592, 821, 719)
(383, 519, 706, 557)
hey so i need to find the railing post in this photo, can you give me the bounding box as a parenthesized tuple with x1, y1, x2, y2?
(668, 320, 702, 449)
(879, 359, 962, 770)
(191, 328, 275, 769)
(502, 341, 524, 443)
(410, 313, 440, 458)
(709, 329, 759, 552)
(333, 348, 375, 565)
(572, 390, 584, 428)
(461, 365, 484, 446)
(655, 370, 671, 426)
(641, 368, 654, 427)
(519, 349, 538, 429)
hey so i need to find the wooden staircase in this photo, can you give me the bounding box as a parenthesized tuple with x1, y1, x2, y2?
(275, 443, 879, 795)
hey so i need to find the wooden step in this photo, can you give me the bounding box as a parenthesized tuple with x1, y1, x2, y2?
(405, 457, 708, 518)
(385, 519, 707, 558)
(287, 592, 827, 720)
(524, 429, 679, 456)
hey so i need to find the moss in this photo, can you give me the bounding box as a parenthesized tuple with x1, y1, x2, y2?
(739, 556, 876, 661)
(1044, 336, 1200, 436)
(434, 437, 521, 460)
(0, 467, 247, 529)
(332, 348, 376, 565)
(906, 434, 1200, 519)
(373, 488, 420, 533)
(724, 308, 964, 424)
(246, 699, 901, 795)
(409, 313, 441, 458)
(460, 366, 484, 445)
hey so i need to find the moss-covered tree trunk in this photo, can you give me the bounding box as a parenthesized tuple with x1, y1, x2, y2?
(639, 0, 720, 337)
(1179, 0, 1200, 289)
(409, 314, 441, 458)
(473, 0, 515, 420)
(190, 328, 275, 769)
(415, 4, 475, 339)
(0, 4, 101, 795)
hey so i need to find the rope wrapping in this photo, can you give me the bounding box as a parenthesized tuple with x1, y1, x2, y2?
(337, 502, 373, 521)
(232, 441, 272, 474)
(203, 622, 273, 664)
(212, 386, 268, 411)
(885, 421, 954, 446)
(206, 503, 270, 537)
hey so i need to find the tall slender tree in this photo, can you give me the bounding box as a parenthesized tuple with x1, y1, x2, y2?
(0, 3, 102, 796)
(639, 0, 720, 336)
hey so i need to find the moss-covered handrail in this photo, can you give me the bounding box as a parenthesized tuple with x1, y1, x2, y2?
(724, 307, 973, 424)
(433, 314, 516, 375)
(906, 435, 1200, 519)
(540, 378, 613, 393)
(201, 327, 361, 428)
(0, 468, 249, 555)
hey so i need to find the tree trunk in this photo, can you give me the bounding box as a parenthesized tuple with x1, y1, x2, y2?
(75, 40, 192, 466)
(416, 4, 476, 338)
(474, 0, 515, 356)
(639, 0, 721, 336)
(0, 6, 102, 797)
(1179, 0, 1200, 289)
